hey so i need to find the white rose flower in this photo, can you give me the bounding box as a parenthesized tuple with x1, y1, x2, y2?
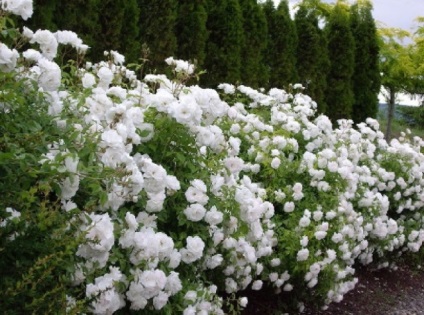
(299, 216, 311, 227)
(296, 248, 309, 261)
(168, 249, 181, 269)
(31, 30, 58, 60)
(153, 291, 169, 310)
(205, 206, 224, 225)
(181, 236, 205, 263)
(206, 254, 223, 269)
(22, 26, 34, 39)
(184, 291, 197, 302)
(251, 280, 263, 290)
(271, 157, 281, 169)
(184, 203, 206, 222)
(23, 48, 42, 62)
(165, 271, 182, 295)
(185, 186, 209, 205)
(284, 201, 295, 213)
(36, 58, 61, 91)
(1, 0, 33, 20)
(82, 73, 96, 88)
(239, 297, 248, 308)
(0, 43, 19, 72)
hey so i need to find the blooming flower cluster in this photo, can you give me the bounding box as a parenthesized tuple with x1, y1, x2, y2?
(2, 2, 424, 313)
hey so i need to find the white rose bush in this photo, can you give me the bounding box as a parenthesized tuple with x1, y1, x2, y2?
(1, 2, 424, 314)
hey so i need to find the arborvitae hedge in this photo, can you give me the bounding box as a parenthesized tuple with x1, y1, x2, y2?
(239, 0, 268, 88)
(325, 2, 355, 122)
(52, 0, 101, 60)
(295, 4, 329, 113)
(202, 0, 244, 87)
(138, 0, 178, 74)
(24, 0, 383, 124)
(28, 0, 57, 31)
(350, 1, 381, 124)
(264, 0, 298, 89)
(120, 0, 141, 64)
(176, 0, 208, 69)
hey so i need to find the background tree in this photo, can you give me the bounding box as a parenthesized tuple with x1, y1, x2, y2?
(138, 0, 178, 74)
(350, 0, 381, 124)
(52, 0, 101, 60)
(27, 0, 57, 31)
(408, 17, 424, 101)
(379, 27, 416, 139)
(175, 0, 208, 69)
(295, 3, 329, 113)
(119, 0, 141, 64)
(91, 0, 128, 61)
(202, 0, 244, 87)
(324, 1, 355, 122)
(239, 0, 268, 88)
(264, 0, 298, 89)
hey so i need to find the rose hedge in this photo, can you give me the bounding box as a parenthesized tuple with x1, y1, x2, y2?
(1, 2, 424, 314)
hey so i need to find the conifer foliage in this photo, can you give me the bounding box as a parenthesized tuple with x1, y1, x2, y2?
(239, 0, 268, 88)
(350, 0, 381, 123)
(325, 2, 356, 122)
(263, 0, 298, 89)
(120, 0, 141, 64)
(202, 0, 244, 87)
(24, 0, 384, 121)
(175, 0, 208, 69)
(93, 0, 127, 59)
(295, 4, 329, 113)
(138, 0, 178, 74)
(52, 0, 101, 60)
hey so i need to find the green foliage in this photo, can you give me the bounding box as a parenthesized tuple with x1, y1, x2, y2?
(397, 105, 424, 129)
(405, 18, 424, 95)
(325, 2, 355, 122)
(52, 0, 101, 60)
(0, 72, 85, 314)
(263, 0, 298, 89)
(378, 27, 414, 94)
(93, 0, 127, 58)
(295, 4, 329, 113)
(378, 27, 415, 139)
(138, 0, 178, 74)
(119, 0, 141, 64)
(350, 0, 381, 124)
(175, 0, 208, 68)
(202, 0, 244, 87)
(239, 0, 269, 88)
(27, 0, 57, 30)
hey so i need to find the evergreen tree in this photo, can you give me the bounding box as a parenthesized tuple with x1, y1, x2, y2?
(239, 0, 268, 88)
(27, 0, 57, 31)
(120, 0, 141, 64)
(350, 0, 381, 124)
(295, 4, 329, 113)
(92, 0, 127, 60)
(325, 2, 355, 122)
(263, 0, 298, 89)
(202, 0, 244, 87)
(175, 0, 208, 69)
(52, 0, 101, 60)
(138, 0, 178, 74)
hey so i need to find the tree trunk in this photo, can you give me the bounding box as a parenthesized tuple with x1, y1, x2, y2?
(385, 89, 396, 141)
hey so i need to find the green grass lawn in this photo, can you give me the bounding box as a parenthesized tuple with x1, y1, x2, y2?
(378, 106, 424, 140)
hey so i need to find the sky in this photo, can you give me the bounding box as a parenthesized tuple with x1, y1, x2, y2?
(272, 0, 424, 105)
(272, 0, 424, 31)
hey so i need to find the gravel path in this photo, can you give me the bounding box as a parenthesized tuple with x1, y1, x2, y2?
(243, 261, 424, 315)
(306, 264, 424, 315)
